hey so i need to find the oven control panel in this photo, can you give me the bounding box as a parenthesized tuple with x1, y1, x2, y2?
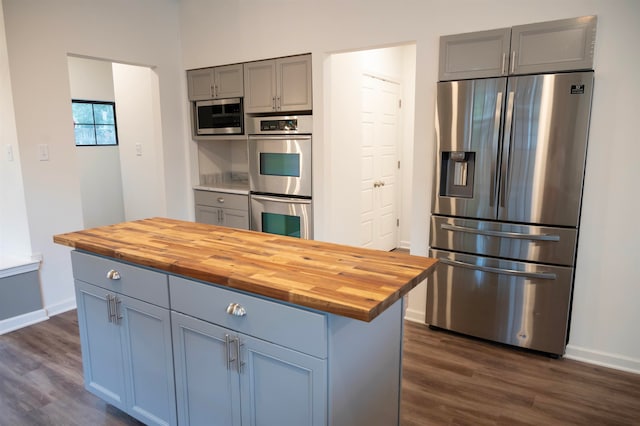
(260, 119, 298, 131)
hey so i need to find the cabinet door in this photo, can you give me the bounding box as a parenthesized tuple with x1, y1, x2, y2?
(438, 28, 511, 81)
(277, 55, 312, 112)
(214, 64, 244, 99)
(187, 68, 214, 101)
(120, 294, 176, 426)
(195, 204, 222, 225)
(221, 208, 249, 230)
(75, 280, 127, 411)
(172, 312, 242, 426)
(240, 334, 326, 426)
(244, 59, 277, 113)
(510, 15, 597, 75)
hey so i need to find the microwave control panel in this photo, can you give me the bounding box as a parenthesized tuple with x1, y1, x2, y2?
(260, 119, 298, 131)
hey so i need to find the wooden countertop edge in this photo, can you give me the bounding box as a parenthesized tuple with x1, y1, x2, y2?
(53, 230, 438, 322)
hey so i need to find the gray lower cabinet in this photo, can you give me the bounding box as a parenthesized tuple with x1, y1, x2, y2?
(194, 190, 249, 230)
(172, 311, 326, 426)
(72, 252, 176, 426)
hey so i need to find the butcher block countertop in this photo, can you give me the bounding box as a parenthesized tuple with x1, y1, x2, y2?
(54, 217, 438, 322)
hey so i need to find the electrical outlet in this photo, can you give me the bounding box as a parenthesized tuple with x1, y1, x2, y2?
(135, 143, 142, 156)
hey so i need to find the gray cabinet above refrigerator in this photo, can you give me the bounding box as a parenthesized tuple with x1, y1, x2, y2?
(438, 15, 597, 81)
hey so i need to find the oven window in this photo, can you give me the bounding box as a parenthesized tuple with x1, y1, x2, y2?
(262, 212, 301, 238)
(260, 153, 300, 177)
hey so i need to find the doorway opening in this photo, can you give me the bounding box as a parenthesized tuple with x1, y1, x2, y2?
(326, 43, 416, 251)
(66, 56, 166, 229)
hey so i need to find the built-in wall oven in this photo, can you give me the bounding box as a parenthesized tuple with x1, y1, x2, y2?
(247, 115, 313, 239)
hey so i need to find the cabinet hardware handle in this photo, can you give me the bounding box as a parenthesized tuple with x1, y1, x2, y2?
(235, 338, 245, 373)
(272, 96, 276, 111)
(106, 269, 121, 280)
(226, 302, 247, 317)
(106, 294, 114, 322)
(115, 296, 123, 324)
(276, 96, 281, 110)
(211, 85, 215, 98)
(501, 53, 506, 75)
(217, 197, 224, 203)
(510, 51, 516, 74)
(225, 334, 236, 370)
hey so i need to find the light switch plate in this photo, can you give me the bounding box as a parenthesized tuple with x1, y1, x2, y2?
(38, 144, 49, 161)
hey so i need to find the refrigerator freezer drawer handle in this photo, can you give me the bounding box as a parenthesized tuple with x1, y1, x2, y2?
(439, 258, 557, 280)
(440, 223, 561, 242)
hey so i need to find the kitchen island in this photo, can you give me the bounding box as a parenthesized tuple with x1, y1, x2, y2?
(54, 217, 438, 426)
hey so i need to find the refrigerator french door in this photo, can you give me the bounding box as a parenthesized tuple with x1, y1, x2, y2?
(429, 71, 594, 355)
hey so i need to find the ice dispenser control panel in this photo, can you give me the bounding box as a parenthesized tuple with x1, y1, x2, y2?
(440, 151, 475, 198)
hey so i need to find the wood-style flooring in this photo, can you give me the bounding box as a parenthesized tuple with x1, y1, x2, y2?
(1, 310, 639, 425)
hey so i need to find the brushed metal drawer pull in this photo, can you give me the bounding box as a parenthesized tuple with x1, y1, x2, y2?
(441, 223, 561, 242)
(106, 269, 121, 280)
(217, 197, 224, 203)
(226, 303, 246, 317)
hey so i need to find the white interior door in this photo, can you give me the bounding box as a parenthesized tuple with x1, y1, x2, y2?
(360, 74, 400, 250)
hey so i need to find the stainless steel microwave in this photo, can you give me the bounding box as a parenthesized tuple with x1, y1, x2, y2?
(194, 98, 243, 135)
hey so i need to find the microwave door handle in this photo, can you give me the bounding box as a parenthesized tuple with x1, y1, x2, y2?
(251, 195, 311, 204)
(438, 258, 557, 280)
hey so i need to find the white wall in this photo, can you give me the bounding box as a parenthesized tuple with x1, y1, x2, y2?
(67, 56, 126, 229)
(113, 63, 167, 221)
(179, 0, 640, 373)
(2, 0, 188, 315)
(0, 1, 31, 262)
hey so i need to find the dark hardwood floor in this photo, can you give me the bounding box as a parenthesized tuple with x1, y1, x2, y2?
(1, 310, 639, 425)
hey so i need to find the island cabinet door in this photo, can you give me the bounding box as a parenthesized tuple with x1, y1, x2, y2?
(118, 294, 177, 426)
(171, 312, 242, 426)
(75, 280, 127, 411)
(240, 334, 327, 426)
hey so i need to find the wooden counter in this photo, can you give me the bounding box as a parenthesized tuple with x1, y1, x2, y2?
(54, 217, 437, 322)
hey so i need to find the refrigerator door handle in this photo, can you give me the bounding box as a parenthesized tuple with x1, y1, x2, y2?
(500, 90, 516, 207)
(439, 258, 557, 280)
(440, 223, 561, 242)
(490, 91, 503, 207)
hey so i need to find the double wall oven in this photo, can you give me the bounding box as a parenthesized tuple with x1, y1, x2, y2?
(247, 115, 313, 239)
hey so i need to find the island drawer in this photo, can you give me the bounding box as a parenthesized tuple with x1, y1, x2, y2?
(169, 276, 328, 358)
(71, 251, 169, 308)
(194, 190, 248, 211)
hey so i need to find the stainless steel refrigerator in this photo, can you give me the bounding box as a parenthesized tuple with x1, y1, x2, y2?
(428, 71, 594, 355)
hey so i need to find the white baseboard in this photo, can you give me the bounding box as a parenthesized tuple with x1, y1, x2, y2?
(46, 297, 77, 317)
(565, 344, 640, 375)
(0, 309, 49, 335)
(404, 307, 425, 324)
(397, 240, 411, 251)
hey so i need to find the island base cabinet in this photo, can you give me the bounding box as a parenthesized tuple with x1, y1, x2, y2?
(171, 311, 327, 426)
(75, 280, 177, 426)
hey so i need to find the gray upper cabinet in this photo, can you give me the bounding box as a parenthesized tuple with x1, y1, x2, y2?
(510, 16, 597, 75)
(244, 54, 312, 113)
(439, 28, 511, 81)
(438, 16, 597, 81)
(187, 64, 244, 100)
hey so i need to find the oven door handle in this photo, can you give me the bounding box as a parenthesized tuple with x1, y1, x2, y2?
(248, 135, 311, 140)
(251, 194, 312, 204)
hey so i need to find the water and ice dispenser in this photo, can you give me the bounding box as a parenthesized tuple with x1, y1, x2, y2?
(439, 151, 475, 198)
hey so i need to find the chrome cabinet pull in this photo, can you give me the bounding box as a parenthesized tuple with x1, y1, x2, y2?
(115, 296, 123, 324)
(217, 197, 225, 203)
(272, 96, 276, 111)
(106, 294, 114, 322)
(226, 302, 247, 317)
(276, 96, 281, 110)
(510, 50, 516, 74)
(439, 257, 557, 280)
(440, 223, 560, 242)
(235, 338, 245, 373)
(225, 334, 235, 370)
(106, 269, 121, 280)
(501, 52, 506, 75)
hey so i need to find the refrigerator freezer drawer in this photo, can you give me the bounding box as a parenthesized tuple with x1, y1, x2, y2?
(430, 215, 578, 266)
(426, 249, 574, 355)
